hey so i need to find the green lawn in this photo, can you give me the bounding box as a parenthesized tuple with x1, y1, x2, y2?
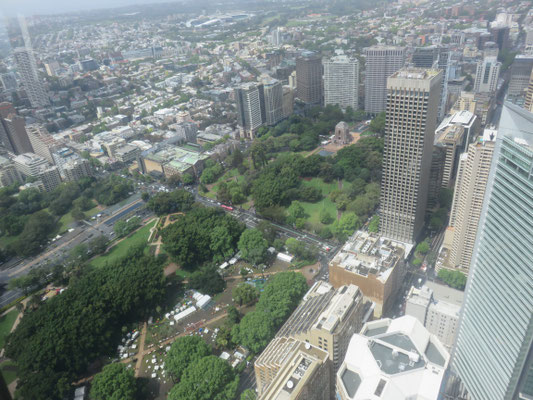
(299, 178, 341, 232)
(0, 360, 17, 385)
(0, 309, 18, 349)
(0, 235, 19, 250)
(91, 219, 157, 268)
(58, 205, 100, 233)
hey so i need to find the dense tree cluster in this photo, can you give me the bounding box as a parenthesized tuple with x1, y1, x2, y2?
(168, 355, 239, 400)
(238, 229, 269, 265)
(438, 269, 467, 290)
(231, 272, 308, 353)
(165, 336, 239, 400)
(200, 160, 224, 184)
(90, 363, 138, 400)
(161, 206, 245, 268)
(5, 247, 166, 400)
(146, 189, 195, 216)
(91, 175, 133, 206)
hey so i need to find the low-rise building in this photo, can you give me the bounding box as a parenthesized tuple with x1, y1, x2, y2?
(114, 144, 141, 164)
(336, 316, 449, 400)
(257, 338, 331, 400)
(329, 231, 406, 318)
(405, 283, 462, 349)
(255, 282, 365, 397)
(142, 144, 209, 179)
(62, 159, 93, 182)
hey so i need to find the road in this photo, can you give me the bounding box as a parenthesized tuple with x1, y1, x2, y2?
(0, 195, 150, 308)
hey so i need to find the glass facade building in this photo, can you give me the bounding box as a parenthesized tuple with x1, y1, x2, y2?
(452, 103, 533, 400)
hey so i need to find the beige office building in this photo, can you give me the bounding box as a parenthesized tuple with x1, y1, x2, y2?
(380, 68, 442, 244)
(255, 282, 365, 397)
(255, 338, 331, 400)
(329, 230, 406, 318)
(434, 125, 465, 188)
(441, 128, 497, 272)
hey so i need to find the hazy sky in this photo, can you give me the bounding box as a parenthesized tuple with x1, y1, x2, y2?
(0, 0, 171, 17)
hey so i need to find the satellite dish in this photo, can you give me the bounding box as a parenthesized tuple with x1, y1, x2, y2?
(286, 380, 294, 389)
(305, 343, 311, 350)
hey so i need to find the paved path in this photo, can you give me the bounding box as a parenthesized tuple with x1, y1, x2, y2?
(134, 322, 148, 377)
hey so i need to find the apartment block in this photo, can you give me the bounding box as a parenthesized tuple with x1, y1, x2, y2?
(13, 48, 49, 108)
(323, 54, 359, 110)
(235, 82, 264, 138)
(439, 128, 497, 272)
(329, 231, 406, 318)
(262, 77, 283, 126)
(473, 56, 501, 93)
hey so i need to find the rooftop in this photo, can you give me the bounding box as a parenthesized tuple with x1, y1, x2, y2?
(390, 68, 440, 80)
(338, 316, 449, 400)
(331, 231, 405, 283)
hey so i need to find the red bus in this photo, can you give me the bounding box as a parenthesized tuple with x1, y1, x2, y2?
(221, 205, 234, 211)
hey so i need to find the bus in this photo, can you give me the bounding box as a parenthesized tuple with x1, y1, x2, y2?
(221, 204, 234, 211)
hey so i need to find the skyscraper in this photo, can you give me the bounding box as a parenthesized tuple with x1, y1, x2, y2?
(473, 56, 501, 93)
(452, 103, 533, 400)
(13, 48, 50, 108)
(235, 83, 264, 138)
(296, 54, 323, 105)
(261, 77, 283, 126)
(380, 68, 442, 244)
(445, 128, 496, 272)
(363, 46, 405, 114)
(323, 54, 359, 110)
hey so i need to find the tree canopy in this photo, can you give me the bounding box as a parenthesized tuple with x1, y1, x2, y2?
(90, 363, 138, 400)
(167, 356, 239, 400)
(162, 206, 245, 269)
(146, 189, 195, 216)
(238, 229, 268, 265)
(5, 248, 166, 400)
(438, 269, 467, 290)
(166, 336, 211, 382)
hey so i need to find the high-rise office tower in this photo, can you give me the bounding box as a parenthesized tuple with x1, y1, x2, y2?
(524, 68, 533, 112)
(235, 83, 264, 138)
(473, 56, 501, 93)
(13, 48, 49, 108)
(296, 54, 323, 105)
(262, 77, 283, 126)
(363, 46, 405, 114)
(0, 115, 33, 155)
(379, 68, 442, 244)
(508, 55, 533, 99)
(323, 54, 359, 110)
(452, 103, 533, 400)
(445, 128, 497, 272)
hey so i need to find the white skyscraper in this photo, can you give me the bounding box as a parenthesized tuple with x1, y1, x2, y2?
(452, 103, 533, 400)
(473, 56, 501, 93)
(364, 46, 405, 114)
(262, 77, 283, 126)
(323, 54, 359, 110)
(13, 48, 49, 108)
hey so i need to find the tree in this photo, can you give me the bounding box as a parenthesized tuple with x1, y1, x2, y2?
(71, 208, 86, 221)
(210, 226, 235, 262)
(430, 216, 444, 231)
(231, 311, 276, 353)
(141, 192, 150, 202)
(332, 212, 361, 241)
(368, 215, 379, 233)
(319, 208, 334, 225)
(238, 229, 268, 265)
(188, 265, 226, 295)
(438, 269, 467, 290)
(146, 190, 195, 216)
(287, 200, 306, 225)
(416, 240, 430, 255)
(368, 112, 385, 134)
(241, 389, 257, 400)
(90, 363, 137, 400)
(168, 356, 239, 400)
(256, 221, 276, 245)
(6, 251, 166, 400)
(232, 283, 259, 306)
(438, 187, 453, 210)
(166, 336, 211, 382)
(11, 211, 57, 257)
(182, 173, 194, 185)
